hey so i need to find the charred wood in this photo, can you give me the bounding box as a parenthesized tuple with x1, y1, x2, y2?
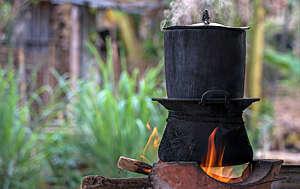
(81, 175, 151, 189)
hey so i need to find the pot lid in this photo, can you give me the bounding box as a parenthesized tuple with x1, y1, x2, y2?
(163, 23, 250, 31)
(163, 9, 249, 31)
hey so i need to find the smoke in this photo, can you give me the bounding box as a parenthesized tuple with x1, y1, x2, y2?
(162, 0, 233, 28)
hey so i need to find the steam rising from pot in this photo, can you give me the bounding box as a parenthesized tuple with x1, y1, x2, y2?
(161, 0, 233, 29)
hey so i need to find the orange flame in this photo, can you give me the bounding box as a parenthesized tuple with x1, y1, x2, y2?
(200, 127, 234, 183)
(146, 121, 152, 131)
(141, 121, 160, 163)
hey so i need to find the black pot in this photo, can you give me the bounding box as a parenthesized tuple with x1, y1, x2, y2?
(164, 24, 249, 98)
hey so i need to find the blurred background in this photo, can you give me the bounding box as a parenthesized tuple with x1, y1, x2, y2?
(0, 0, 299, 188)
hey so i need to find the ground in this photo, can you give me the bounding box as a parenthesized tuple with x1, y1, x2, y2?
(273, 86, 300, 152)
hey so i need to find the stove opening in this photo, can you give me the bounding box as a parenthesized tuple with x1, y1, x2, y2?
(200, 127, 250, 183)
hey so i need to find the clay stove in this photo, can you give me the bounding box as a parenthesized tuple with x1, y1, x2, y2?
(81, 10, 284, 189)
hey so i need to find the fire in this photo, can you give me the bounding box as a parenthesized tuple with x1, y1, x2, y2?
(141, 121, 160, 163)
(146, 121, 152, 131)
(200, 127, 243, 183)
(142, 168, 152, 173)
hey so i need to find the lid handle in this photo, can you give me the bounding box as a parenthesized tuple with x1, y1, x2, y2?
(202, 9, 210, 25)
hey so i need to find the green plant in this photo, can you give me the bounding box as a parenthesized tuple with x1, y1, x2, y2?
(42, 129, 82, 188)
(0, 69, 43, 189)
(23, 70, 83, 189)
(264, 49, 300, 85)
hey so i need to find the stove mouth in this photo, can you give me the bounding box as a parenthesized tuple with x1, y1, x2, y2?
(199, 162, 250, 183)
(198, 126, 250, 183)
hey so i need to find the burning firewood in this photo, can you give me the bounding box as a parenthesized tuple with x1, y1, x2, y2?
(118, 156, 152, 175)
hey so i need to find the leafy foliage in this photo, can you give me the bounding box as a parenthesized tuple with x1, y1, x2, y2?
(42, 129, 82, 188)
(0, 69, 43, 189)
(264, 49, 300, 85)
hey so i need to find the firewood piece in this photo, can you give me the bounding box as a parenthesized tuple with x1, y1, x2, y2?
(81, 175, 151, 189)
(118, 156, 152, 175)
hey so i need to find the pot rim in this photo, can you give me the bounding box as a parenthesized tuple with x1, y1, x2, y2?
(164, 23, 250, 31)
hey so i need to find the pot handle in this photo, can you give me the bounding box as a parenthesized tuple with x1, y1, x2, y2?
(200, 90, 230, 104)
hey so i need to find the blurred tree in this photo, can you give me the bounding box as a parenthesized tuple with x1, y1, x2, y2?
(105, 10, 144, 72)
(247, 0, 265, 136)
(0, 0, 33, 42)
